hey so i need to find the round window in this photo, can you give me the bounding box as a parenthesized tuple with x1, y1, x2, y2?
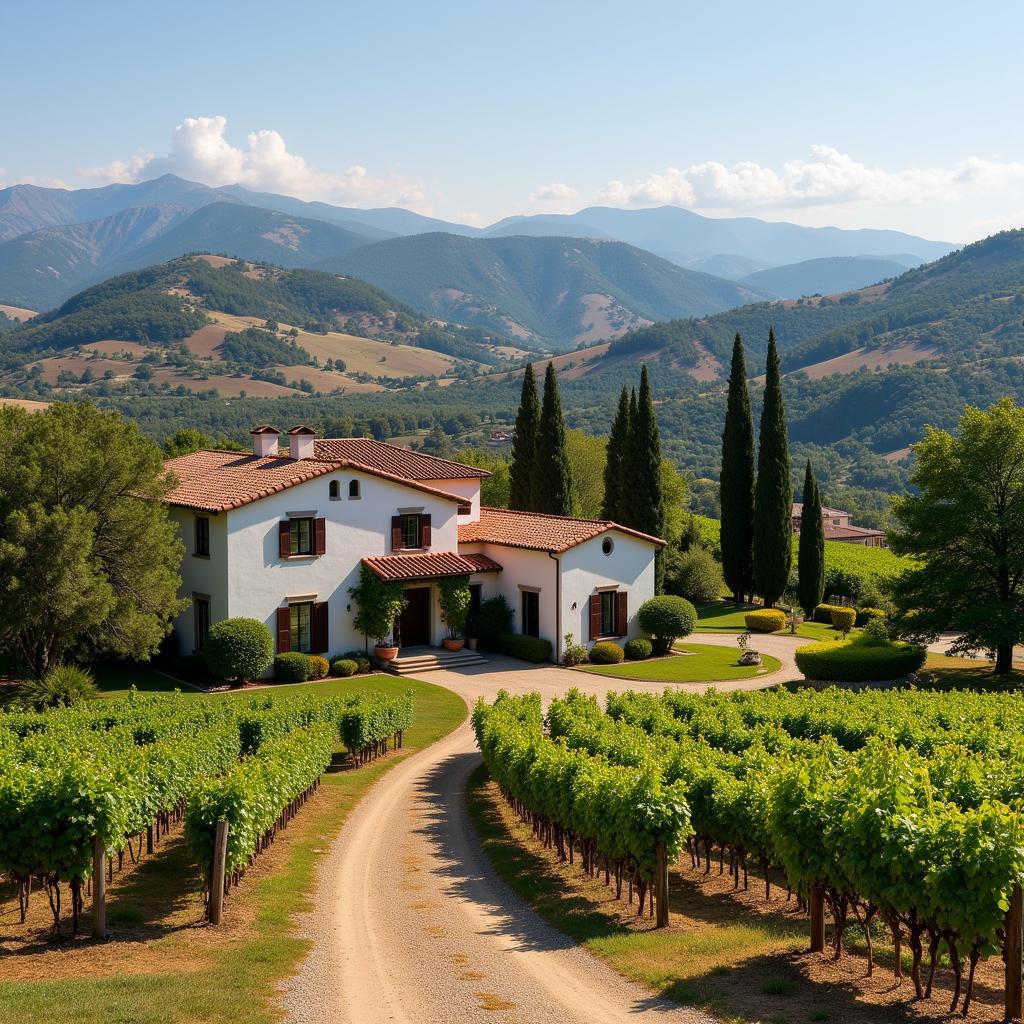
(601, 537, 614, 556)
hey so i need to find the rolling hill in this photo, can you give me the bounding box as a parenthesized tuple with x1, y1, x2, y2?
(737, 255, 916, 299)
(316, 233, 769, 348)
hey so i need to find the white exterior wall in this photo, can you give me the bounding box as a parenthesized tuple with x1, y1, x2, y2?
(170, 507, 229, 653)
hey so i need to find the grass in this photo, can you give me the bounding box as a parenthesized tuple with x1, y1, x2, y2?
(580, 643, 782, 682)
(0, 672, 467, 1024)
(696, 601, 855, 642)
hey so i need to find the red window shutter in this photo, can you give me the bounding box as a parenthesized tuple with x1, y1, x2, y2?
(391, 516, 402, 551)
(616, 590, 628, 636)
(276, 606, 291, 653)
(312, 601, 329, 653)
(589, 594, 602, 641)
(278, 521, 291, 559)
(420, 514, 431, 549)
(314, 517, 326, 556)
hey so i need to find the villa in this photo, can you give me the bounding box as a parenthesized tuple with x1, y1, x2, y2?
(163, 425, 664, 668)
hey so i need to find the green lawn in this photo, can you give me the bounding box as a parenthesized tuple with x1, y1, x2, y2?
(695, 601, 852, 642)
(580, 643, 781, 682)
(0, 672, 467, 1024)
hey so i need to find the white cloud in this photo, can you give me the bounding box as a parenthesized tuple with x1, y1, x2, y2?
(594, 145, 1024, 214)
(79, 116, 426, 207)
(530, 181, 579, 204)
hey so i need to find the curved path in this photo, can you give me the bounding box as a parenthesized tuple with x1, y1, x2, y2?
(281, 646, 797, 1024)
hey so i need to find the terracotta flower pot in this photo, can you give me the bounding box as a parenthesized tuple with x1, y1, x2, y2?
(442, 638, 465, 652)
(374, 644, 400, 662)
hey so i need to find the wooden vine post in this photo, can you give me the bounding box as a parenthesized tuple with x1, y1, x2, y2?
(809, 883, 826, 953)
(1006, 883, 1023, 1021)
(655, 841, 669, 928)
(209, 820, 229, 925)
(91, 835, 106, 940)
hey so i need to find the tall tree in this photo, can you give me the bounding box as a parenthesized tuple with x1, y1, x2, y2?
(627, 365, 667, 590)
(753, 329, 793, 607)
(797, 459, 825, 616)
(891, 398, 1024, 674)
(0, 403, 187, 677)
(509, 363, 540, 511)
(602, 387, 631, 522)
(719, 333, 756, 605)
(531, 362, 575, 516)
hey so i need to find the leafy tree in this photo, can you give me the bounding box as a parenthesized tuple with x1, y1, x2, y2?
(602, 387, 631, 521)
(720, 333, 755, 604)
(753, 329, 793, 607)
(531, 362, 575, 516)
(797, 459, 825, 616)
(890, 398, 1024, 673)
(509, 364, 541, 510)
(0, 403, 186, 676)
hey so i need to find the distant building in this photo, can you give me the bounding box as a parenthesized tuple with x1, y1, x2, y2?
(791, 502, 887, 548)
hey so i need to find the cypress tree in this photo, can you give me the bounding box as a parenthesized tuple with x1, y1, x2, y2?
(797, 459, 825, 617)
(531, 362, 575, 516)
(509, 363, 540, 510)
(602, 387, 631, 521)
(628, 365, 667, 590)
(719, 333, 756, 606)
(753, 328, 793, 607)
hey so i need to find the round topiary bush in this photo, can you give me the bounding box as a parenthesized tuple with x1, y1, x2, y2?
(637, 595, 697, 654)
(794, 639, 926, 682)
(307, 655, 330, 680)
(589, 641, 625, 664)
(204, 617, 274, 681)
(744, 609, 787, 633)
(274, 652, 311, 683)
(18, 664, 97, 711)
(623, 637, 653, 661)
(330, 658, 358, 677)
(830, 607, 857, 632)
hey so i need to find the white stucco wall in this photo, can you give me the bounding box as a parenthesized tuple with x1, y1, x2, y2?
(170, 507, 229, 653)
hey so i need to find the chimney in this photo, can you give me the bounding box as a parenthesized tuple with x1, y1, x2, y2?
(288, 425, 316, 460)
(250, 424, 281, 458)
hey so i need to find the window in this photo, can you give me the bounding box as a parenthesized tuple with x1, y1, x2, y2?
(400, 513, 421, 549)
(600, 591, 617, 637)
(194, 516, 210, 557)
(348, 479, 360, 499)
(329, 480, 340, 500)
(521, 590, 540, 638)
(290, 602, 312, 653)
(290, 517, 313, 555)
(193, 596, 210, 651)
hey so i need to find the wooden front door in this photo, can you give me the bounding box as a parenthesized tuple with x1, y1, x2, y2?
(398, 587, 431, 647)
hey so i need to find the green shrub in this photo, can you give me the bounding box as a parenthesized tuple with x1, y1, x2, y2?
(638, 595, 697, 653)
(474, 596, 515, 650)
(664, 547, 724, 604)
(794, 639, 926, 682)
(331, 658, 358, 677)
(624, 638, 653, 661)
(813, 603, 846, 624)
(856, 606, 887, 627)
(340, 650, 372, 673)
(830, 607, 857, 632)
(274, 652, 311, 683)
(589, 641, 625, 664)
(562, 633, 588, 667)
(307, 655, 330, 680)
(204, 617, 274, 681)
(498, 634, 552, 663)
(18, 665, 97, 711)
(744, 609, 787, 633)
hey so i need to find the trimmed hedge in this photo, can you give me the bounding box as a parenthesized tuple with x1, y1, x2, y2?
(830, 607, 857, 632)
(498, 634, 552, 663)
(744, 609, 786, 633)
(274, 652, 311, 683)
(589, 641, 625, 664)
(794, 639, 926, 682)
(624, 637, 652, 661)
(331, 658, 358, 677)
(307, 655, 330, 680)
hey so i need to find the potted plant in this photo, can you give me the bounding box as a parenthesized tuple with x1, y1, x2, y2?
(349, 565, 408, 662)
(438, 575, 471, 652)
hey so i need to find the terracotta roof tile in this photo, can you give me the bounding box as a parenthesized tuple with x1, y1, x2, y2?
(163, 450, 465, 512)
(313, 438, 489, 480)
(362, 551, 502, 582)
(458, 507, 665, 553)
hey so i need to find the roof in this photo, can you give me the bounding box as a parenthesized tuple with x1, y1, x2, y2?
(823, 523, 886, 541)
(458, 507, 666, 553)
(362, 551, 502, 582)
(792, 502, 851, 518)
(313, 438, 489, 480)
(163, 450, 466, 513)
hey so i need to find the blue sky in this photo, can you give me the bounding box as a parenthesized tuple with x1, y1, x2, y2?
(4, 0, 1023, 239)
